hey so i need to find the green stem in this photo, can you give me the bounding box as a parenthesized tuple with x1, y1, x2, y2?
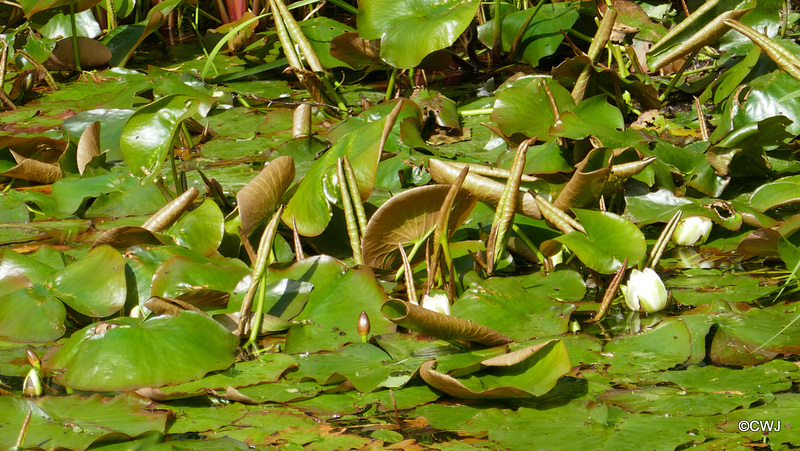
(394, 229, 434, 282)
(385, 68, 398, 102)
(659, 49, 699, 102)
(511, 224, 546, 264)
(459, 107, 494, 116)
(242, 271, 268, 349)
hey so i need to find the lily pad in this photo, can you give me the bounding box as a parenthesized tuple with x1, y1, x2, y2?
(419, 340, 572, 399)
(46, 245, 127, 318)
(263, 256, 396, 353)
(452, 271, 583, 341)
(357, 0, 480, 68)
(120, 94, 199, 178)
(0, 393, 170, 451)
(43, 311, 239, 391)
(547, 209, 646, 274)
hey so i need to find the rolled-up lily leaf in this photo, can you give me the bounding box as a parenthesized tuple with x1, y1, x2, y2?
(429, 159, 541, 220)
(418, 339, 570, 399)
(381, 299, 511, 346)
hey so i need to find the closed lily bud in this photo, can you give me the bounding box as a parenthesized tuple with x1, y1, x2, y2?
(357, 311, 370, 342)
(621, 268, 669, 313)
(23, 368, 43, 397)
(25, 348, 40, 370)
(672, 216, 712, 246)
(420, 293, 450, 316)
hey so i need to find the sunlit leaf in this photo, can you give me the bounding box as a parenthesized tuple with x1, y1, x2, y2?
(0, 285, 65, 342)
(452, 271, 583, 341)
(120, 94, 199, 178)
(0, 393, 170, 451)
(547, 209, 646, 273)
(361, 184, 476, 269)
(238, 156, 295, 237)
(46, 245, 126, 318)
(477, 3, 578, 66)
(382, 299, 512, 346)
(263, 256, 395, 353)
(283, 100, 406, 236)
(168, 199, 225, 256)
(43, 311, 238, 391)
(419, 340, 571, 399)
(357, 0, 480, 68)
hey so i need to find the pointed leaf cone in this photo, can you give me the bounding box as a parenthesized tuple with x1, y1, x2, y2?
(621, 268, 669, 313)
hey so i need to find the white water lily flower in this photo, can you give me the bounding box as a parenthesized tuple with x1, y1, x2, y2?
(420, 293, 451, 316)
(621, 268, 669, 313)
(672, 216, 713, 246)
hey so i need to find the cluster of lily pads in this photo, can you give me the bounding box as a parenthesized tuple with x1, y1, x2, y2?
(3, 0, 800, 448)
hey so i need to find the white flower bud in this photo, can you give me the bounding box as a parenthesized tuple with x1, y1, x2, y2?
(621, 268, 669, 313)
(420, 293, 450, 316)
(672, 216, 713, 246)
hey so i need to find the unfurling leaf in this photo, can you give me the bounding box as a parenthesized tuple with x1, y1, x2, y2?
(418, 339, 571, 399)
(382, 299, 512, 345)
(361, 184, 476, 269)
(237, 156, 295, 237)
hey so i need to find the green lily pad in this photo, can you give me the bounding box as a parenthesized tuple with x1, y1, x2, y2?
(357, 0, 480, 69)
(282, 111, 387, 237)
(750, 175, 800, 212)
(492, 401, 713, 450)
(723, 394, 800, 444)
(167, 198, 225, 256)
(288, 383, 440, 417)
(149, 254, 250, 300)
(0, 284, 65, 342)
(604, 317, 693, 376)
(288, 342, 423, 392)
(0, 393, 170, 451)
(600, 386, 772, 416)
(452, 270, 583, 341)
(549, 209, 647, 274)
(667, 269, 775, 306)
(43, 311, 239, 391)
(146, 353, 298, 400)
(710, 302, 800, 365)
(477, 3, 578, 66)
(51, 172, 127, 217)
(120, 94, 199, 179)
(262, 256, 395, 353)
(419, 340, 572, 399)
(491, 76, 575, 139)
(46, 245, 126, 318)
(166, 402, 250, 435)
